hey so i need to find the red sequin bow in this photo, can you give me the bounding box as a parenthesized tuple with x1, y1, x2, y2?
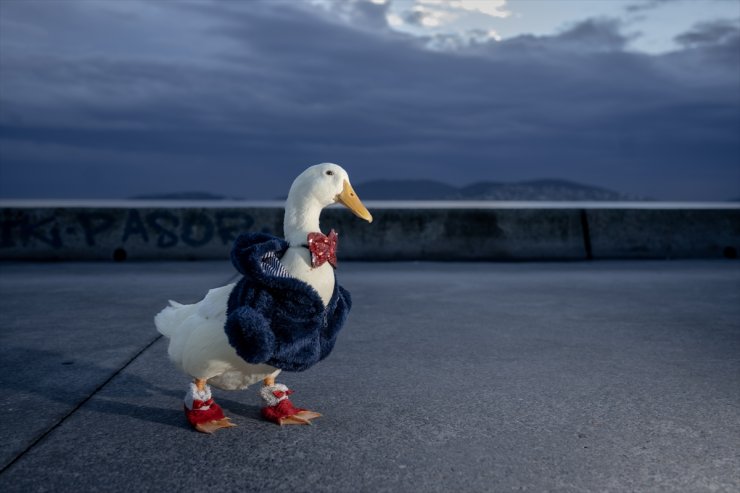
(307, 229, 338, 268)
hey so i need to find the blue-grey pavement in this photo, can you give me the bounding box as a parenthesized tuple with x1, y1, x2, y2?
(0, 260, 738, 492)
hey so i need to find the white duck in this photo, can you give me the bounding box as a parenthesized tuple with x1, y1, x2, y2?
(155, 163, 372, 432)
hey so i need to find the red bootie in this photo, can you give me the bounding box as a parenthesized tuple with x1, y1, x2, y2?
(184, 382, 235, 433)
(260, 384, 322, 426)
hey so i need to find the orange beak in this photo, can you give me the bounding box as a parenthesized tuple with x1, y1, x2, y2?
(336, 179, 373, 223)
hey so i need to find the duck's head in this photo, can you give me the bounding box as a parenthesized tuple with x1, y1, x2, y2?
(287, 163, 373, 223)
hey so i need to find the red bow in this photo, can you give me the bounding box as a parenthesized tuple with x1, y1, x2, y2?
(307, 229, 338, 268)
(272, 389, 294, 398)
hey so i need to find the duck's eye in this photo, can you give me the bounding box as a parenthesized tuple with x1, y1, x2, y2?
(325, 170, 334, 176)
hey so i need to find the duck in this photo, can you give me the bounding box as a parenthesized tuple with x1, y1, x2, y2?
(154, 163, 372, 433)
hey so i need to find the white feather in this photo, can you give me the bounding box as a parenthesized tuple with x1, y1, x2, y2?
(279, 247, 335, 306)
(155, 284, 278, 390)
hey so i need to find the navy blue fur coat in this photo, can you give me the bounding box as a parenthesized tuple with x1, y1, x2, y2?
(225, 232, 351, 372)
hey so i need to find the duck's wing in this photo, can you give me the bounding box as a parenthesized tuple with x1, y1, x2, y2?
(196, 284, 235, 321)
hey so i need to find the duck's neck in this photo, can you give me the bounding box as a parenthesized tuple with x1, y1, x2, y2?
(283, 193, 324, 246)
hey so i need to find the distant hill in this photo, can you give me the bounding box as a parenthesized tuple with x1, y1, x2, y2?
(355, 178, 637, 201)
(129, 191, 241, 200)
(350, 179, 459, 200)
(458, 179, 631, 201)
(131, 179, 643, 202)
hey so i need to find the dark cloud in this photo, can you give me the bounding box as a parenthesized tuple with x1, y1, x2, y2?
(0, 0, 738, 200)
(401, 9, 429, 28)
(674, 19, 740, 47)
(553, 18, 631, 51)
(476, 18, 631, 55)
(625, 0, 678, 14)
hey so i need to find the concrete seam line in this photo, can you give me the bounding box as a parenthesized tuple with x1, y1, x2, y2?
(0, 334, 164, 475)
(580, 209, 593, 260)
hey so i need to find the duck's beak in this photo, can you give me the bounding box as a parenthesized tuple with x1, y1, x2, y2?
(336, 179, 373, 223)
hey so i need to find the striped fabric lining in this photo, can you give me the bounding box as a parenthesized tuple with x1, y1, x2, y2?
(261, 251, 291, 278)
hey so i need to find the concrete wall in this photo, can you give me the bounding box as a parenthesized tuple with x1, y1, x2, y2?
(586, 209, 740, 259)
(1, 203, 738, 261)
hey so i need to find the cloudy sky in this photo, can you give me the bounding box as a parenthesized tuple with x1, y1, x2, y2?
(0, 0, 738, 200)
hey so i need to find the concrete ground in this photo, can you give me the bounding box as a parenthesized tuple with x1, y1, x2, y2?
(0, 260, 738, 492)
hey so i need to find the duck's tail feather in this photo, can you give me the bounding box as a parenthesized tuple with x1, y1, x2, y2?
(155, 299, 196, 338)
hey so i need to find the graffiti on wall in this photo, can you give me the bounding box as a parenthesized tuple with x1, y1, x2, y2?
(0, 209, 266, 250)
